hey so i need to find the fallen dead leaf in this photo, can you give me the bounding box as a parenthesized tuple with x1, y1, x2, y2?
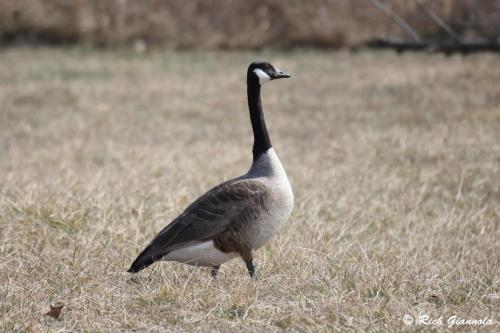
(45, 304, 64, 320)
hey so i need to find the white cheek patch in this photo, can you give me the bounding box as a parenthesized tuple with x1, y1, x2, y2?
(253, 69, 271, 84)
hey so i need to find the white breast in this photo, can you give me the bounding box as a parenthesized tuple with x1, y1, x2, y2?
(246, 148, 294, 249)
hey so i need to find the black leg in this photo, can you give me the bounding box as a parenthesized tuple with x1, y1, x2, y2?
(245, 259, 256, 278)
(211, 265, 220, 279)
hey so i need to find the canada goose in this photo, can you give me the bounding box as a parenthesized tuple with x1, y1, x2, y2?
(128, 61, 293, 278)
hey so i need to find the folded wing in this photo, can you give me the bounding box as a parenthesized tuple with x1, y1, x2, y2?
(128, 178, 269, 272)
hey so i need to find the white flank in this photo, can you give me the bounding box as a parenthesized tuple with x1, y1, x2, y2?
(163, 240, 238, 266)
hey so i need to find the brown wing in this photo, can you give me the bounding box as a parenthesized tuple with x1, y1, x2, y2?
(128, 178, 270, 272)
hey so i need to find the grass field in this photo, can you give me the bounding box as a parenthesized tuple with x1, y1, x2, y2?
(0, 48, 499, 332)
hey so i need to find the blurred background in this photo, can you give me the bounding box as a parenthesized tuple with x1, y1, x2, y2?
(1, 0, 499, 50)
(1, 1, 499, 332)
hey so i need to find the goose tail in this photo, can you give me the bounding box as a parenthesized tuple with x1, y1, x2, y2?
(127, 245, 159, 273)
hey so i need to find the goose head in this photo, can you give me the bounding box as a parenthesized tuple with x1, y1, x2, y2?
(247, 61, 290, 85)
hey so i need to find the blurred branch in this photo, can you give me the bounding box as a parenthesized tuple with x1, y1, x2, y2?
(365, 0, 422, 42)
(413, 0, 462, 43)
(364, 37, 500, 54)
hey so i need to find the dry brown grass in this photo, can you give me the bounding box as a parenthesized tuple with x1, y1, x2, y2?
(1, 0, 500, 48)
(0, 48, 499, 332)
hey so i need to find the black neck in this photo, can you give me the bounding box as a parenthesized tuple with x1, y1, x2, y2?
(247, 76, 271, 161)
